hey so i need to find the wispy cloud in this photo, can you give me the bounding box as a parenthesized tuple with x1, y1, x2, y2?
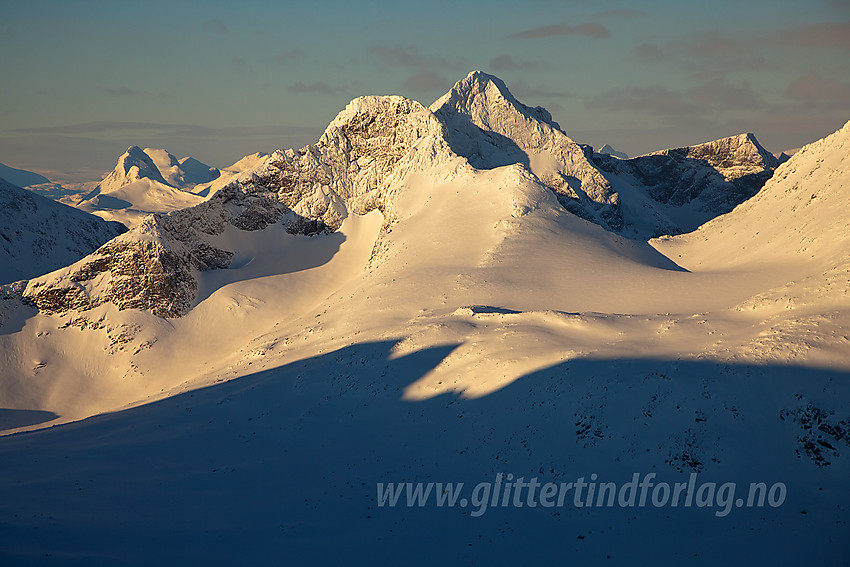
(488, 54, 546, 71)
(632, 30, 770, 79)
(105, 87, 137, 97)
(509, 79, 572, 99)
(288, 82, 341, 96)
(772, 21, 850, 50)
(402, 71, 448, 92)
(203, 18, 229, 35)
(587, 85, 699, 116)
(787, 73, 850, 108)
(267, 49, 306, 65)
(587, 79, 764, 117)
(592, 9, 644, 20)
(688, 79, 763, 110)
(634, 21, 850, 79)
(366, 44, 461, 67)
(507, 22, 610, 39)
(11, 121, 321, 139)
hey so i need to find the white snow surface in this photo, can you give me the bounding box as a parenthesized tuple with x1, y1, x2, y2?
(0, 73, 848, 565)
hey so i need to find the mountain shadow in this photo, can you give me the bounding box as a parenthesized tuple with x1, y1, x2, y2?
(1, 340, 847, 565)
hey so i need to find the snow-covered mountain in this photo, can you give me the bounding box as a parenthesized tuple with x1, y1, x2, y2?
(0, 161, 50, 187)
(0, 72, 848, 565)
(75, 146, 215, 226)
(0, 161, 78, 199)
(654, 119, 850, 336)
(17, 72, 788, 321)
(431, 72, 624, 231)
(597, 143, 629, 159)
(593, 133, 780, 235)
(142, 147, 220, 188)
(192, 151, 270, 198)
(0, 177, 126, 284)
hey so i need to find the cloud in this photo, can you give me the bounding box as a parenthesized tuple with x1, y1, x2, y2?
(592, 9, 644, 20)
(203, 18, 229, 35)
(634, 22, 850, 79)
(10, 121, 321, 139)
(632, 31, 770, 78)
(773, 21, 850, 50)
(787, 73, 850, 107)
(507, 22, 610, 39)
(267, 49, 306, 65)
(688, 79, 763, 110)
(402, 71, 448, 92)
(586, 80, 764, 117)
(106, 87, 137, 97)
(488, 54, 545, 71)
(366, 44, 460, 68)
(509, 80, 572, 99)
(288, 82, 340, 96)
(587, 85, 699, 116)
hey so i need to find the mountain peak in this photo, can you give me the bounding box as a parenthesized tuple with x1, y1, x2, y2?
(686, 132, 779, 174)
(431, 70, 560, 131)
(643, 132, 779, 178)
(112, 146, 169, 186)
(598, 144, 629, 159)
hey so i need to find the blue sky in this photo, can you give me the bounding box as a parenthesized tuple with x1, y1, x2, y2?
(2, 0, 849, 182)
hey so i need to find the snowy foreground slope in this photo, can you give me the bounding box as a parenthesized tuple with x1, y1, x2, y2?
(0, 72, 848, 565)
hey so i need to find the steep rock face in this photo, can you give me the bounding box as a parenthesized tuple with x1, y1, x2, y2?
(594, 133, 780, 234)
(0, 178, 127, 284)
(431, 71, 623, 231)
(251, 95, 449, 230)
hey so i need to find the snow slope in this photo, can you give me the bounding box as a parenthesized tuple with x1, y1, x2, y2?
(143, 147, 220, 188)
(0, 73, 848, 565)
(0, 178, 126, 284)
(192, 151, 270, 198)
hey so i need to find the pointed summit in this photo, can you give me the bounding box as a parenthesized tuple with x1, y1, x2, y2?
(430, 70, 560, 131)
(598, 144, 629, 160)
(109, 146, 170, 188)
(430, 71, 620, 230)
